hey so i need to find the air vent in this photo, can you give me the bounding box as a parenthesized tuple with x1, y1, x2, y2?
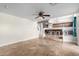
(49, 3, 57, 6)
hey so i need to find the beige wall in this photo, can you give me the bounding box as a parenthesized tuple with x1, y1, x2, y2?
(0, 12, 38, 47)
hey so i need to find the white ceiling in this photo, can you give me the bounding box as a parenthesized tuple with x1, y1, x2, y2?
(0, 3, 79, 21)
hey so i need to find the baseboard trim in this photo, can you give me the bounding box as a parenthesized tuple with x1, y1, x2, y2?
(0, 36, 38, 47)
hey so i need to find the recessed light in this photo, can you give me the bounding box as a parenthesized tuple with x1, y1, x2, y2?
(4, 4, 8, 9)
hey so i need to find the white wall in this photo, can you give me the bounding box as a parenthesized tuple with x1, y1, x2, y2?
(0, 12, 38, 47)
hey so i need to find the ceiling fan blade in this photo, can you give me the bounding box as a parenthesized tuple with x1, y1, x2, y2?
(43, 15, 50, 17)
(35, 16, 45, 19)
(35, 16, 39, 19)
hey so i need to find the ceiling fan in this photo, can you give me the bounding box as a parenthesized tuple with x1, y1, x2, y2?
(34, 11, 50, 19)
